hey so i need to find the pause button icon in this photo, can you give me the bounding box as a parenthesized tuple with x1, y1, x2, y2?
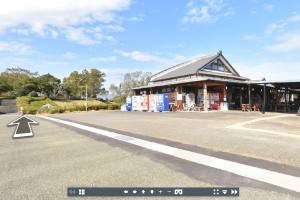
(79, 189, 85, 195)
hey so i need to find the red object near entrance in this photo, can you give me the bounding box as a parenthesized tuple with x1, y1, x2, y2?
(210, 93, 222, 109)
(141, 95, 149, 111)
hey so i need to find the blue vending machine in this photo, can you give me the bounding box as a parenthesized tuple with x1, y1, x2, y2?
(156, 94, 169, 111)
(126, 96, 132, 111)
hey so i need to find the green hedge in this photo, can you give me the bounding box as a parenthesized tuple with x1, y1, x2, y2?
(39, 103, 120, 114)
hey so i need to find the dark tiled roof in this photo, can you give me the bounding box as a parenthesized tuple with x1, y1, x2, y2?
(151, 52, 220, 81)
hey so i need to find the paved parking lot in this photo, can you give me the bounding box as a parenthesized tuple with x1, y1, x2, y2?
(1, 111, 299, 199)
(52, 111, 300, 167)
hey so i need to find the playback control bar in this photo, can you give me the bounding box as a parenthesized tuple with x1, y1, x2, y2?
(68, 187, 239, 196)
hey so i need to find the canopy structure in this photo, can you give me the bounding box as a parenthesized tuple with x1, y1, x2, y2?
(248, 80, 300, 114)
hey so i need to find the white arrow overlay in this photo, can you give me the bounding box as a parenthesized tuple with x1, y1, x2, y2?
(8, 115, 38, 138)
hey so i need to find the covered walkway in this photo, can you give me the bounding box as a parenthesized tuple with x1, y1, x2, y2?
(248, 80, 300, 114)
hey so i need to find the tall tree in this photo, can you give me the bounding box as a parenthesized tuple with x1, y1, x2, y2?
(111, 70, 151, 96)
(63, 69, 106, 98)
(37, 73, 61, 97)
(1, 68, 39, 96)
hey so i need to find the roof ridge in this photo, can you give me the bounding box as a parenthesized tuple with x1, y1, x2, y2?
(150, 51, 219, 80)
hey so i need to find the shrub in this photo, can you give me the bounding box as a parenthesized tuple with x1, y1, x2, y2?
(25, 108, 38, 115)
(77, 105, 86, 111)
(67, 106, 76, 112)
(49, 108, 59, 114)
(99, 104, 108, 109)
(108, 104, 120, 110)
(29, 91, 38, 97)
(41, 108, 50, 113)
(0, 94, 13, 98)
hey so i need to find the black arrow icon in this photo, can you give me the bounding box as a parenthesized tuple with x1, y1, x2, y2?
(8, 115, 38, 138)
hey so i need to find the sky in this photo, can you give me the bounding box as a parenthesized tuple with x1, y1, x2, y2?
(0, 0, 300, 93)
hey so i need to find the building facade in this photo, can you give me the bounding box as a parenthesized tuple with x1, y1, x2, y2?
(132, 51, 298, 111)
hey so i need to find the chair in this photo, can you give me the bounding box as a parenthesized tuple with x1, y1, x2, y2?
(242, 104, 247, 112)
(172, 104, 177, 112)
(255, 104, 260, 112)
(194, 104, 203, 112)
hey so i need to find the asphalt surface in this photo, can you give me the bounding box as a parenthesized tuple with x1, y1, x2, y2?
(1, 111, 300, 199)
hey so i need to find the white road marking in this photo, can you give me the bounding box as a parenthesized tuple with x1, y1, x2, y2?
(38, 116, 300, 193)
(225, 115, 300, 139)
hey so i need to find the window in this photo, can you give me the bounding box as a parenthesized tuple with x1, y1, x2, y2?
(212, 64, 218, 70)
(204, 64, 211, 69)
(162, 88, 166, 93)
(202, 58, 231, 73)
(167, 88, 171, 92)
(140, 91, 143, 94)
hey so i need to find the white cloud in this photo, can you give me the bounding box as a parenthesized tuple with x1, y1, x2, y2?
(62, 27, 101, 45)
(0, 41, 37, 55)
(261, 5, 274, 11)
(11, 29, 29, 35)
(264, 23, 286, 35)
(0, 0, 131, 44)
(94, 33, 116, 42)
(244, 35, 257, 40)
(233, 61, 300, 81)
(177, 44, 184, 47)
(43, 61, 69, 66)
(103, 25, 125, 32)
(18, 38, 33, 42)
(183, 0, 235, 24)
(288, 14, 300, 22)
(285, 55, 298, 60)
(89, 56, 116, 62)
(62, 52, 78, 59)
(113, 50, 166, 62)
(264, 32, 300, 51)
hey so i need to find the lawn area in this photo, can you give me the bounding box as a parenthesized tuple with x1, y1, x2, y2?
(16, 97, 121, 115)
(16, 96, 60, 114)
(53, 99, 105, 107)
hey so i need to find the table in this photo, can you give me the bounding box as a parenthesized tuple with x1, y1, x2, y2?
(241, 104, 261, 112)
(169, 103, 176, 111)
(274, 104, 291, 113)
(194, 104, 204, 112)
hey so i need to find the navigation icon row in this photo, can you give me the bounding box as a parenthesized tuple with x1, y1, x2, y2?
(124, 189, 183, 195)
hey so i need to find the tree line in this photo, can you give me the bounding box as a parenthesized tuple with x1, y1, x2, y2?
(0, 67, 152, 99)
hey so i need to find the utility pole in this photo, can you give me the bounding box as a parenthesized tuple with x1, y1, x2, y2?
(119, 83, 121, 109)
(116, 73, 123, 110)
(86, 85, 88, 112)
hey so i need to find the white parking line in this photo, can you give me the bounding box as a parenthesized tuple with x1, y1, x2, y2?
(38, 116, 300, 193)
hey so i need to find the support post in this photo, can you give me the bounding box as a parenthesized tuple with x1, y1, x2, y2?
(285, 87, 288, 105)
(204, 83, 207, 111)
(263, 84, 266, 114)
(119, 83, 121, 109)
(248, 84, 251, 113)
(86, 85, 88, 112)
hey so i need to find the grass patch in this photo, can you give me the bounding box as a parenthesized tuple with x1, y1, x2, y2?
(17, 96, 120, 115)
(53, 99, 105, 107)
(17, 96, 60, 114)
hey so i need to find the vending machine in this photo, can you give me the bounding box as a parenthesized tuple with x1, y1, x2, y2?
(156, 94, 169, 111)
(210, 93, 222, 109)
(132, 96, 141, 111)
(141, 95, 149, 111)
(187, 93, 195, 108)
(126, 96, 132, 111)
(149, 94, 157, 112)
(197, 89, 204, 104)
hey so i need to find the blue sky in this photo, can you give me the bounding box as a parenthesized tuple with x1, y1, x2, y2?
(0, 0, 300, 92)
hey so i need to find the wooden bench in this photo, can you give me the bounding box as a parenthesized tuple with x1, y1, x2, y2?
(194, 104, 204, 112)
